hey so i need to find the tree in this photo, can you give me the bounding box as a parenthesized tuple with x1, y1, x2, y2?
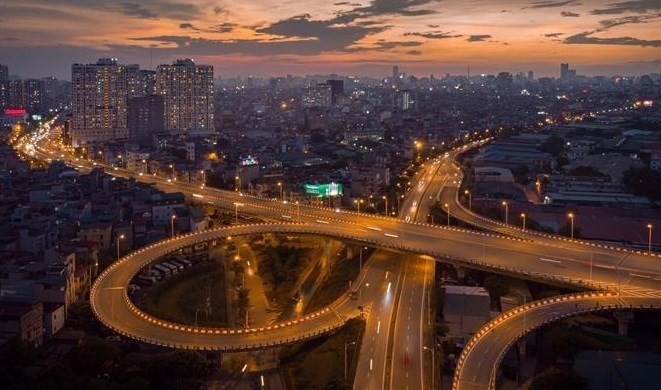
(530, 370, 588, 390)
(483, 275, 510, 299)
(70, 336, 121, 375)
(435, 322, 449, 337)
(622, 167, 661, 200)
(539, 135, 565, 155)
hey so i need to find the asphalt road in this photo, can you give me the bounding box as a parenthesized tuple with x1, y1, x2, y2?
(454, 293, 661, 390)
(23, 127, 661, 389)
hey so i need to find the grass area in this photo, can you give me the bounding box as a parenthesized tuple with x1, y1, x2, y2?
(141, 263, 228, 327)
(252, 235, 320, 308)
(304, 256, 360, 314)
(279, 318, 365, 390)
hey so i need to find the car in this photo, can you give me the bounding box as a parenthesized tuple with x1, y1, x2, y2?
(291, 292, 301, 303)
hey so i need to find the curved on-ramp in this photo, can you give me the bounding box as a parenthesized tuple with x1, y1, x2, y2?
(91, 223, 366, 351)
(452, 292, 661, 390)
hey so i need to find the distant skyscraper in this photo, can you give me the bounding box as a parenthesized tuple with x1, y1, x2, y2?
(396, 89, 414, 111)
(23, 79, 45, 114)
(156, 59, 214, 134)
(392, 65, 400, 80)
(326, 79, 344, 104)
(6, 80, 24, 108)
(71, 58, 132, 146)
(528, 70, 534, 81)
(0, 64, 8, 83)
(0, 64, 9, 109)
(560, 63, 570, 80)
(41, 77, 58, 113)
(128, 94, 164, 148)
(302, 83, 332, 108)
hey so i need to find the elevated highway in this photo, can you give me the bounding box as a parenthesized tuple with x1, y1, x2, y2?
(91, 217, 661, 351)
(21, 126, 661, 389)
(453, 292, 661, 390)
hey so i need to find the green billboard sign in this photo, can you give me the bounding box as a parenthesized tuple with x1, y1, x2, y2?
(304, 182, 343, 197)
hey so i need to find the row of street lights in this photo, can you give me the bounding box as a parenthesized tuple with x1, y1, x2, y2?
(499, 201, 654, 253)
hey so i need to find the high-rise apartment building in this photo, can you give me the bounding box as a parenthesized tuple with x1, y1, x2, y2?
(23, 79, 44, 115)
(128, 94, 164, 148)
(71, 58, 135, 146)
(302, 83, 332, 108)
(0, 64, 8, 83)
(156, 59, 214, 133)
(560, 63, 576, 80)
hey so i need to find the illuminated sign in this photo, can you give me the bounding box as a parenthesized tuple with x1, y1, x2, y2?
(4, 108, 27, 117)
(240, 155, 259, 166)
(304, 182, 343, 197)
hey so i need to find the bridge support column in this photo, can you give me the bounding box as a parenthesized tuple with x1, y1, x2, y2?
(455, 265, 467, 279)
(614, 310, 634, 336)
(346, 246, 354, 259)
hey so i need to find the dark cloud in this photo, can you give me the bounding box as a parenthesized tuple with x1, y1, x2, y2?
(544, 32, 565, 37)
(345, 40, 422, 53)
(591, 0, 660, 15)
(256, 13, 386, 43)
(119, 3, 158, 19)
(525, 1, 581, 9)
(405, 50, 422, 55)
(564, 32, 660, 46)
(332, 0, 441, 24)
(405, 31, 462, 39)
(179, 22, 236, 33)
(627, 59, 661, 64)
(213, 5, 228, 16)
(129, 11, 390, 57)
(561, 11, 580, 16)
(467, 34, 492, 42)
(0, 4, 80, 20)
(597, 14, 660, 30)
(12, 0, 202, 19)
(427, 24, 439, 28)
(561, 12, 660, 47)
(375, 40, 422, 49)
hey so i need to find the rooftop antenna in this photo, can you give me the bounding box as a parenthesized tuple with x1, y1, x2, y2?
(149, 47, 154, 69)
(467, 65, 471, 83)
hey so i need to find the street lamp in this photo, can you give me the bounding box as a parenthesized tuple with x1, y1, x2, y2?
(170, 215, 176, 237)
(464, 189, 472, 211)
(647, 223, 653, 254)
(520, 213, 526, 231)
(234, 202, 244, 224)
(396, 194, 404, 215)
(295, 201, 300, 221)
(423, 346, 435, 390)
(354, 199, 364, 222)
(344, 341, 356, 379)
(382, 195, 388, 216)
(567, 212, 575, 239)
(444, 203, 450, 226)
(116, 234, 125, 260)
(235, 174, 241, 192)
(277, 181, 283, 201)
(501, 201, 508, 225)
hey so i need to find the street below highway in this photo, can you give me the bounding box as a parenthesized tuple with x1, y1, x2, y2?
(21, 125, 661, 390)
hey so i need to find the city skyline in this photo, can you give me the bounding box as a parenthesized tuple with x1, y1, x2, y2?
(0, 0, 659, 79)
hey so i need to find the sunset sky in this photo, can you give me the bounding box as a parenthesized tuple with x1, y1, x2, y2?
(0, 0, 659, 79)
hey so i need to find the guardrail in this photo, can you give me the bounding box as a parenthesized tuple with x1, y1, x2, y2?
(91, 221, 637, 352)
(451, 292, 661, 390)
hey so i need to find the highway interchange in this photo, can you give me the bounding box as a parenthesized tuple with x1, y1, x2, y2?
(18, 124, 661, 389)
